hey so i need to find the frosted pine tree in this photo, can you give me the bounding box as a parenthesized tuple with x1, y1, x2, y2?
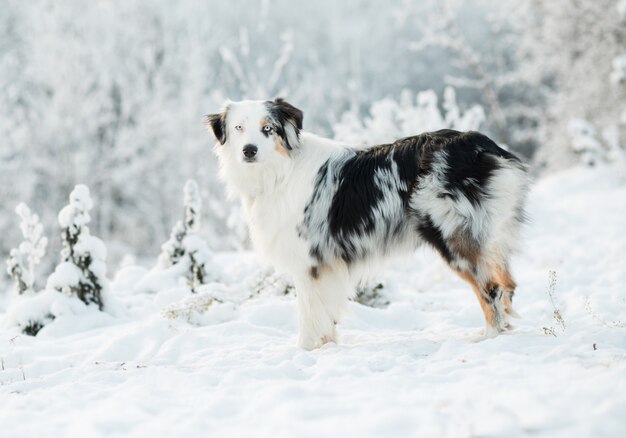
(6, 203, 48, 294)
(158, 180, 212, 292)
(46, 185, 108, 309)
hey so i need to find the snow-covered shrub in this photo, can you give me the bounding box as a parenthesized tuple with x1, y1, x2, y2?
(567, 119, 626, 170)
(47, 185, 108, 310)
(4, 290, 58, 336)
(3, 287, 114, 337)
(155, 180, 213, 292)
(160, 289, 238, 326)
(249, 268, 295, 298)
(333, 87, 485, 145)
(353, 282, 389, 309)
(5, 203, 48, 294)
(567, 119, 606, 166)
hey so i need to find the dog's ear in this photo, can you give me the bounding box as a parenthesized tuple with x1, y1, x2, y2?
(205, 111, 227, 145)
(268, 97, 303, 150)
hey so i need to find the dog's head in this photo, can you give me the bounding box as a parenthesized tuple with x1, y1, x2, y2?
(206, 98, 303, 166)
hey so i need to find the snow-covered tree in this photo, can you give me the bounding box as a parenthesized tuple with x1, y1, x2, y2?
(514, 0, 626, 170)
(333, 87, 485, 145)
(5, 203, 48, 294)
(407, 0, 544, 158)
(158, 180, 212, 292)
(47, 185, 108, 309)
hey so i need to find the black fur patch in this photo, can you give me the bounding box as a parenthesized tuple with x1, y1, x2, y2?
(328, 147, 388, 237)
(428, 130, 519, 205)
(205, 112, 227, 145)
(322, 140, 425, 262)
(326, 137, 428, 242)
(265, 97, 303, 150)
(416, 214, 453, 262)
(391, 137, 425, 204)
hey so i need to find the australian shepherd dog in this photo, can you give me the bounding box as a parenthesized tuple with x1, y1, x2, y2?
(206, 98, 529, 350)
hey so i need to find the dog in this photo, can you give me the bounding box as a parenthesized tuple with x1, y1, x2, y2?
(206, 98, 529, 349)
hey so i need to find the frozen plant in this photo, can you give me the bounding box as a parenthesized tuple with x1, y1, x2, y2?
(161, 292, 223, 324)
(542, 270, 565, 337)
(159, 180, 200, 267)
(584, 296, 626, 329)
(353, 282, 389, 309)
(47, 185, 108, 309)
(249, 268, 295, 298)
(158, 180, 213, 292)
(5, 203, 48, 294)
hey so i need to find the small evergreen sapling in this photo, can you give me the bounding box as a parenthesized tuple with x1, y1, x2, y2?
(47, 185, 108, 309)
(158, 180, 212, 292)
(5, 203, 48, 294)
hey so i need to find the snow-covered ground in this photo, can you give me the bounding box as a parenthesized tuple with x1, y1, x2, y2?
(1, 165, 625, 438)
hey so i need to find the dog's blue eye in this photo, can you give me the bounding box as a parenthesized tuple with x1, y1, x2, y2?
(235, 124, 243, 131)
(263, 125, 273, 133)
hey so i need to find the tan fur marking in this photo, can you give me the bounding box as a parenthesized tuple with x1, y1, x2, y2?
(274, 137, 288, 155)
(494, 265, 516, 291)
(455, 269, 496, 329)
(492, 265, 516, 315)
(448, 228, 481, 265)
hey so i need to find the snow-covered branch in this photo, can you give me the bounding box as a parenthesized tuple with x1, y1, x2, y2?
(5, 204, 48, 294)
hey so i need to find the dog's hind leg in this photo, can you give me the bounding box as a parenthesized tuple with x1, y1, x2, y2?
(443, 228, 506, 337)
(453, 268, 507, 338)
(294, 262, 351, 350)
(491, 263, 520, 321)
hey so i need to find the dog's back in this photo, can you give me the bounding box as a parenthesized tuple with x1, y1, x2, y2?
(301, 129, 529, 338)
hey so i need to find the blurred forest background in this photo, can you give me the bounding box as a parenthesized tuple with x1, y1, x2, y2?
(1, 0, 625, 279)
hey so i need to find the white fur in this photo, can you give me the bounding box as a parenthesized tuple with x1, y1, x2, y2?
(214, 101, 353, 348)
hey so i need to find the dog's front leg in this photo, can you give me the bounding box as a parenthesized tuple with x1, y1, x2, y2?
(294, 275, 337, 350)
(294, 266, 350, 350)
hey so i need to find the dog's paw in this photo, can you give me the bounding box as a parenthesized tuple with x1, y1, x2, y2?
(483, 324, 500, 339)
(503, 321, 515, 331)
(297, 333, 337, 350)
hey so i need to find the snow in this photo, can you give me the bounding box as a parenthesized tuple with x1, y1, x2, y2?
(1, 165, 625, 437)
(2, 290, 59, 332)
(58, 185, 93, 229)
(46, 262, 82, 292)
(74, 234, 107, 263)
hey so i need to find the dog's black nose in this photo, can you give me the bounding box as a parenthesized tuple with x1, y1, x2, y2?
(243, 144, 258, 159)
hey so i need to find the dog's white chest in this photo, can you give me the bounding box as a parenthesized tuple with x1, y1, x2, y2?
(243, 194, 310, 273)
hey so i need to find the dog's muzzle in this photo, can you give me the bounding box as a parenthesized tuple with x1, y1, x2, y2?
(243, 144, 258, 162)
